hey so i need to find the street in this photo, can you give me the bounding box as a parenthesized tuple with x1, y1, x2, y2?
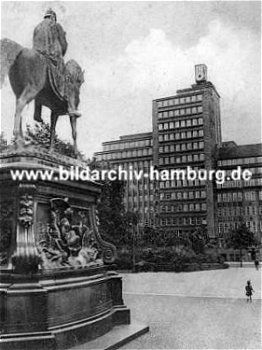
(120, 268, 261, 349)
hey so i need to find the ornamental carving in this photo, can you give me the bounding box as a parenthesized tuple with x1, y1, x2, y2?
(37, 198, 106, 269)
(0, 202, 13, 266)
(19, 194, 34, 227)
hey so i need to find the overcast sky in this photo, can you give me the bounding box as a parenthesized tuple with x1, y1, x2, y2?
(1, 1, 261, 157)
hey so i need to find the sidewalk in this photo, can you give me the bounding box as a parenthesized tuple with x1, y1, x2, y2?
(227, 261, 261, 268)
(120, 268, 261, 349)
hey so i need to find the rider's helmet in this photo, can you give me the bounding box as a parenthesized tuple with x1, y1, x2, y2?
(44, 8, 57, 22)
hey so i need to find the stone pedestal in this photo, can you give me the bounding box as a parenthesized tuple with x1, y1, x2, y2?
(0, 146, 144, 349)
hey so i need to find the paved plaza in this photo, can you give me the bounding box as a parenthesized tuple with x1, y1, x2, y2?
(120, 268, 261, 349)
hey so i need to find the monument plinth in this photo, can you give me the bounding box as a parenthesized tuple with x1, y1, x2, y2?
(0, 147, 143, 350)
(1, 9, 149, 346)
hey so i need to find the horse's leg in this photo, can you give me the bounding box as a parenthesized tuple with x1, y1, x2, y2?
(70, 115, 77, 155)
(13, 84, 37, 141)
(34, 99, 43, 123)
(50, 112, 59, 151)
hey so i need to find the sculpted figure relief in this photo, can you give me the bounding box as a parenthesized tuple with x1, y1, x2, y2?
(0, 9, 84, 154)
(37, 198, 102, 269)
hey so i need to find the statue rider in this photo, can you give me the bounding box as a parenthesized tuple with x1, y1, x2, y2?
(33, 9, 81, 119)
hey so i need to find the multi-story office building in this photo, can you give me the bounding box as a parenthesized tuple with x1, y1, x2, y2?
(94, 64, 261, 245)
(217, 141, 262, 243)
(94, 132, 155, 226)
(152, 64, 221, 238)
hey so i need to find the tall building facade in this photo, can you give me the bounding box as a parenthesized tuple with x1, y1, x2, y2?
(217, 142, 262, 243)
(94, 64, 261, 245)
(152, 64, 221, 238)
(94, 132, 155, 226)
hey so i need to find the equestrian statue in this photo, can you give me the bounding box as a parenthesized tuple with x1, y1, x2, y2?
(0, 9, 84, 154)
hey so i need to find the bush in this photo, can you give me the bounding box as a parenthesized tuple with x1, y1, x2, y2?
(114, 246, 227, 272)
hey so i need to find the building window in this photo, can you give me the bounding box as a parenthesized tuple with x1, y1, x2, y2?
(197, 106, 203, 113)
(186, 120, 192, 127)
(193, 154, 199, 161)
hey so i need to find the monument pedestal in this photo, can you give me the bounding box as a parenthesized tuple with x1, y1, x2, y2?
(0, 146, 148, 349)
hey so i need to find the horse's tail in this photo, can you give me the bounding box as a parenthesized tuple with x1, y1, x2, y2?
(0, 38, 23, 88)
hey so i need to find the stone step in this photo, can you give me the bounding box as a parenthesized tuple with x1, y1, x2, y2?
(69, 322, 149, 350)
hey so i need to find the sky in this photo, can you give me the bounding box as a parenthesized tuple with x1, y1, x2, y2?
(1, 1, 261, 157)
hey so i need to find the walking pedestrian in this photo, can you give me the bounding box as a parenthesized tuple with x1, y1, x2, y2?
(245, 280, 254, 302)
(254, 259, 259, 270)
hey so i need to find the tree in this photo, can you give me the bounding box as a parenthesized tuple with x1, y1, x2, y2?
(227, 223, 257, 267)
(25, 122, 85, 159)
(89, 159, 129, 247)
(189, 226, 209, 254)
(0, 132, 8, 152)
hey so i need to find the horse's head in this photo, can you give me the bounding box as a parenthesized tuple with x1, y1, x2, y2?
(65, 60, 85, 114)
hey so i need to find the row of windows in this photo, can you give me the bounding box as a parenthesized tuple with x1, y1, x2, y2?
(137, 183, 155, 191)
(159, 118, 203, 130)
(217, 178, 262, 189)
(157, 94, 203, 108)
(160, 216, 206, 227)
(128, 194, 154, 201)
(103, 139, 152, 152)
(159, 129, 204, 142)
(128, 191, 153, 198)
(218, 205, 262, 218)
(161, 202, 207, 213)
(127, 187, 154, 196)
(217, 191, 257, 203)
(218, 221, 261, 234)
(222, 167, 262, 176)
(116, 160, 153, 169)
(158, 106, 203, 119)
(125, 205, 154, 215)
(159, 141, 204, 154)
(160, 190, 206, 200)
(218, 157, 262, 166)
(159, 153, 205, 165)
(160, 179, 205, 190)
(99, 148, 153, 161)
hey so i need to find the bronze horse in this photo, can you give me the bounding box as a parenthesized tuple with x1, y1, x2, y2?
(1, 38, 84, 153)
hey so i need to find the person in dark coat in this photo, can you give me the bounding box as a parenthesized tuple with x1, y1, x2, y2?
(33, 9, 81, 118)
(245, 280, 254, 302)
(254, 259, 259, 270)
(33, 8, 67, 64)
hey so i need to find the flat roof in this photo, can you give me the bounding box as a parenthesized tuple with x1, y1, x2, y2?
(218, 142, 262, 159)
